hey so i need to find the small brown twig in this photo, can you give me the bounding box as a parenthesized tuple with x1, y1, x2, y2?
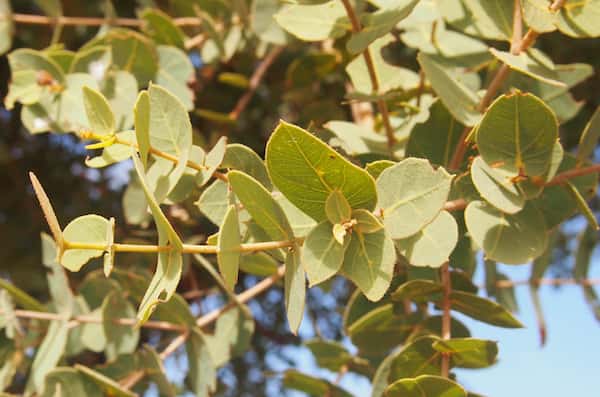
(340, 0, 396, 150)
(228, 46, 284, 121)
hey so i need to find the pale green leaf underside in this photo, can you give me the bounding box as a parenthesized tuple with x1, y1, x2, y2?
(377, 158, 453, 239)
(465, 200, 548, 264)
(395, 210, 458, 268)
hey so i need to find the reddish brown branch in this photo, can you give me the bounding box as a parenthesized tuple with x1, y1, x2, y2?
(229, 46, 284, 121)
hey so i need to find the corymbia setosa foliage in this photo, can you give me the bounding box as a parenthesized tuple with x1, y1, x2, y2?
(1, 0, 600, 395)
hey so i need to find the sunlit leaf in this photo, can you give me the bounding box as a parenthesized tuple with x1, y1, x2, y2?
(376, 158, 453, 239)
(267, 121, 377, 221)
(465, 201, 547, 264)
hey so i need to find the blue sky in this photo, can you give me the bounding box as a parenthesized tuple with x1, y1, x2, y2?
(269, 257, 600, 397)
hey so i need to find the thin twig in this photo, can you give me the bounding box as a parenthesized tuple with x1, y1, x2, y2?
(9, 13, 203, 27)
(340, 0, 396, 149)
(159, 330, 190, 359)
(9, 309, 187, 332)
(229, 46, 284, 120)
(545, 164, 600, 186)
(196, 265, 285, 327)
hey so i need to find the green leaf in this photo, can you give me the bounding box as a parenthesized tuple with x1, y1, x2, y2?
(186, 328, 217, 396)
(406, 100, 465, 168)
(391, 279, 442, 302)
(285, 248, 306, 334)
(432, 338, 498, 368)
(352, 208, 384, 234)
(274, 1, 350, 41)
(439, 0, 513, 41)
(75, 364, 136, 397)
(205, 306, 254, 366)
(325, 120, 391, 157)
(0, 278, 45, 312)
(385, 375, 467, 397)
(341, 228, 396, 301)
(507, 63, 592, 123)
(465, 201, 548, 264)
(395, 210, 458, 268)
(470, 156, 525, 214)
(305, 339, 353, 372)
(388, 335, 442, 380)
(302, 221, 348, 286)
(565, 181, 599, 230)
(577, 106, 600, 164)
(376, 158, 453, 239)
(61, 214, 110, 272)
(4, 70, 42, 109)
(267, 121, 377, 221)
(196, 136, 227, 186)
(8, 48, 65, 83)
(195, 179, 231, 226)
(85, 28, 157, 86)
(283, 370, 353, 397)
(522, 0, 558, 33)
(103, 217, 115, 277)
(80, 308, 106, 353)
(401, 22, 490, 61)
(347, 0, 418, 54)
(41, 368, 102, 397)
(417, 52, 481, 126)
(42, 234, 75, 316)
(25, 320, 69, 394)
(366, 160, 396, 179)
(85, 130, 136, 168)
(532, 154, 598, 229)
(222, 143, 272, 189)
(102, 290, 139, 360)
(102, 71, 138, 131)
(0, 290, 19, 339)
(82, 86, 115, 136)
(556, 0, 600, 38)
(252, 0, 288, 44)
(239, 252, 279, 276)
(134, 90, 151, 168)
(156, 45, 195, 111)
(490, 48, 565, 87)
(228, 170, 294, 241)
(69, 45, 111, 80)
(217, 205, 242, 290)
(0, 0, 14, 55)
(449, 290, 524, 328)
(347, 34, 420, 95)
(476, 92, 558, 177)
(141, 8, 186, 48)
(132, 154, 183, 323)
(148, 83, 193, 200)
(46, 48, 75, 73)
(325, 190, 352, 224)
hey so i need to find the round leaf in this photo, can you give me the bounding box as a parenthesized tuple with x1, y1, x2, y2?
(476, 92, 558, 177)
(376, 158, 453, 239)
(465, 201, 548, 264)
(62, 215, 111, 272)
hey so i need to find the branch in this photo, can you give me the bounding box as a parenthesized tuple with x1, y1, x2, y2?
(340, 0, 396, 150)
(9, 13, 204, 27)
(545, 164, 600, 186)
(196, 265, 285, 327)
(229, 46, 284, 121)
(448, 0, 567, 170)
